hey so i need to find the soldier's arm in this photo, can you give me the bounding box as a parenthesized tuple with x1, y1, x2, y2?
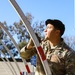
(20, 33, 41, 59)
(65, 51, 75, 75)
(20, 38, 36, 60)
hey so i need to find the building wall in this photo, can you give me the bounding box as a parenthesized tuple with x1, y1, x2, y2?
(0, 61, 35, 75)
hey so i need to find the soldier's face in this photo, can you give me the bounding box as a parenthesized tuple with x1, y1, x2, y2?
(44, 24, 57, 40)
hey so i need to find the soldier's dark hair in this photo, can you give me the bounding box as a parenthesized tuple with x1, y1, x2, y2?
(45, 19, 65, 36)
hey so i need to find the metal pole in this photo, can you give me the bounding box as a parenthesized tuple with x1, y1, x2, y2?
(8, 0, 52, 75)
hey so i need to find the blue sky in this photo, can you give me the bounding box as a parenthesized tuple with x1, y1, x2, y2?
(0, 0, 75, 37)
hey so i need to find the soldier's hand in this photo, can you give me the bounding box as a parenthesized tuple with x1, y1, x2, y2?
(27, 38, 34, 49)
(27, 33, 41, 49)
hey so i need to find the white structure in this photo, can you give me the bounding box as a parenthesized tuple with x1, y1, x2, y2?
(0, 61, 35, 75)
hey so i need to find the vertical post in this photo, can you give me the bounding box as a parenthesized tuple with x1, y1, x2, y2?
(74, 0, 75, 29)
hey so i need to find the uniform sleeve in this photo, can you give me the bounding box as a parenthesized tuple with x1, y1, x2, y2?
(20, 46, 37, 60)
(65, 51, 75, 75)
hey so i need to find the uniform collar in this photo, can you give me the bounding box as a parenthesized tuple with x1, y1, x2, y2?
(47, 38, 65, 50)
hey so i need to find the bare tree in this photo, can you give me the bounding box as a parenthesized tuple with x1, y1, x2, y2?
(64, 36, 75, 50)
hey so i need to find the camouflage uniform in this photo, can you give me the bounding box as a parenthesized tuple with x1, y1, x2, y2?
(20, 39, 75, 75)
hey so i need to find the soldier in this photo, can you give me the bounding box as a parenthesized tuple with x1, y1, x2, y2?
(20, 19, 75, 75)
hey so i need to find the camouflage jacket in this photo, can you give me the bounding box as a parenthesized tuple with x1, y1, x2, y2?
(20, 39, 75, 75)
